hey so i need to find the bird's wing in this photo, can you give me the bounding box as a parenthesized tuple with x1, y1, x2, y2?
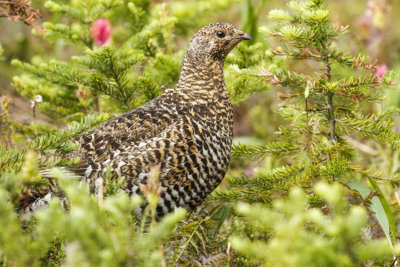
(74, 116, 200, 197)
(69, 95, 182, 177)
(81, 99, 176, 150)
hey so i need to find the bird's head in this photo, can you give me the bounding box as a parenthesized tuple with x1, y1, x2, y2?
(185, 22, 252, 67)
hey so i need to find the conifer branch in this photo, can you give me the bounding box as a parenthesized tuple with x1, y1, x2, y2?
(305, 83, 313, 163)
(220, 0, 399, 207)
(0, 0, 43, 32)
(0, 113, 111, 173)
(232, 142, 297, 160)
(0, 146, 25, 173)
(32, 113, 112, 153)
(324, 60, 336, 143)
(107, 49, 129, 109)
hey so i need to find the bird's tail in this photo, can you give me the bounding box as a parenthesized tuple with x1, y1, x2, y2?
(20, 167, 79, 219)
(20, 177, 68, 219)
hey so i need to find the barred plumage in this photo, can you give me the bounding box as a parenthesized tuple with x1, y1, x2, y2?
(28, 22, 252, 217)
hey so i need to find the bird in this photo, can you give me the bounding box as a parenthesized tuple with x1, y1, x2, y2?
(26, 22, 252, 217)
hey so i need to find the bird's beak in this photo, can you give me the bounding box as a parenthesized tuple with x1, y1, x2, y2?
(238, 32, 253, 41)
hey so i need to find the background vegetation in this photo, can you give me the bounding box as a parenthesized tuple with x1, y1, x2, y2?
(1, 0, 400, 266)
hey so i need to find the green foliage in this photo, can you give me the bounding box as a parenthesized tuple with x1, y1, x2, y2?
(214, 0, 400, 264)
(219, 0, 400, 203)
(0, 147, 25, 174)
(231, 182, 400, 266)
(349, 179, 397, 248)
(0, 113, 111, 173)
(0, 166, 186, 266)
(226, 42, 271, 104)
(12, 0, 180, 117)
(170, 0, 238, 36)
(232, 140, 296, 160)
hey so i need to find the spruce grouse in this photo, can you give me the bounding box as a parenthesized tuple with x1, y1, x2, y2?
(30, 22, 252, 217)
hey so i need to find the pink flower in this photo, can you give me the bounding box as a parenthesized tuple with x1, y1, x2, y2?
(75, 90, 86, 100)
(91, 18, 112, 46)
(376, 64, 388, 78)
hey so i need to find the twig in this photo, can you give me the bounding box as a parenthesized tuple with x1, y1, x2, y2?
(305, 95, 314, 177)
(0, 95, 11, 148)
(345, 136, 379, 156)
(159, 244, 166, 267)
(361, 190, 379, 206)
(226, 241, 233, 265)
(5, 119, 12, 146)
(31, 95, 42, 137)
(107, 50, 130, 109)
(324, 60, 336, 143)
(174, 218, 208, 264)
(0, 128, 7, 149)
(21, 187, 30, 214)
(390, 256, 399, 267)
(0, 0, 44, 33)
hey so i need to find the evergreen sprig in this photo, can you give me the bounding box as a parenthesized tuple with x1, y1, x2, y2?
(72, 46, 146, 109)
(226, 42, 271, 104)
(219, 0, 400, 205)
(0, 147, 25, 173)
(43, 0, 123, 47)
(0, 113, 111, 173)
(232, 141, 297, 160)
(12, 0, 183, 118)
(215, 1, 400, 264)
(231, 182, 400, 266)
(32, 113, 112, 153)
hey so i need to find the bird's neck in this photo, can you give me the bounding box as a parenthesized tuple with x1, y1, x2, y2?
(175, 54, 226, 94)
(173, 55, 232, 120)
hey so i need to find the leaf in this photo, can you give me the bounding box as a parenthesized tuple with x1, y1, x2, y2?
(347, 181, 370, 198)
(348, 180, 396, 248)
(211, 203, 232, 238)
(367, 177, 397, 247)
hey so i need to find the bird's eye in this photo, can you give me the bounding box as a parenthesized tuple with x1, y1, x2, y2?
(216, 31, 226, 38)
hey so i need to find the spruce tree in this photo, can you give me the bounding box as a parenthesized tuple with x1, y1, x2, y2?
(213, 0, 400, 264)
(216, 0, 399, 202)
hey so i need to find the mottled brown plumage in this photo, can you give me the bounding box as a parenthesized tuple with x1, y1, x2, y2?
(30, 22, 252, 216)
